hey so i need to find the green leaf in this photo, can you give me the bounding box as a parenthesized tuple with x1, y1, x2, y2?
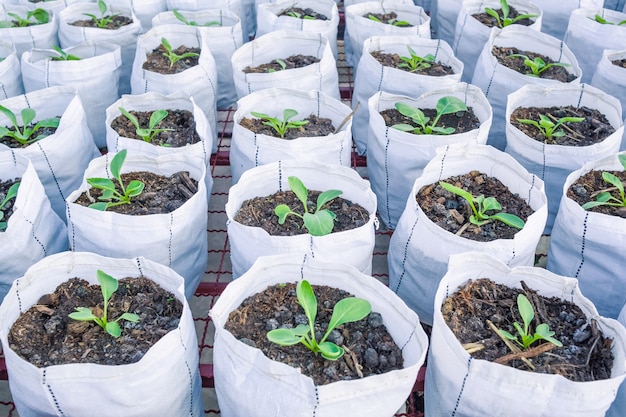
(98, 0, 107, 16)
(35, 117, 60, 129)
(68, 307, 98, 321)
(0, 21, 14, 29)
(274, 204, 293, 224)
(498, 329, 517, 341)
(20, 108, 36, 127)
(436, 96, 467, 116)
(535, 323, 563, 347)
(267, 327, 306, 345)
(326, 297, 371, 333)
(109, 149, 128, 181)
(481, 196, 502, 212)
(0, 182, 19, 210)
(28, 8, 49, 24)
(125, 180, 145, 197)
(105, 321, 121, 338)
(500, 0, 510, 19)
(516, 294, 534, 336)
(119, 107, 140, 129)
(618, 154, 626, 171)
(287, 176, 309, 211)
(97, 269, 119, 307)
(315, 189, 342, 212)
(296, 280, 317, 331)
(0, 127, 10, 139)
(491, 212, 525, 229)
(318, 341, 344, 360)
(429, 126, 456, 135)
(303, 210, 335, 236)
(602, 172, 624, 195)
(118, 312, 140, 322)
(88, 202, 109, 211)
(149, 109, 168, 128)
(86, 177, 116, 192)
(439, 181, 474, 207)
(392, 123, 421, 133)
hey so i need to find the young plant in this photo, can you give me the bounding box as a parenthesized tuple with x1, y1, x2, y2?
(118, 107, 173, 143)
(0, 182, 19, 231)
(50, 45, 81, 61)
(591, 14, 626, 25)
(484, 0, 538, 28)
(286, 10, 315, 20)
(267, 280, 371, 360)
(249, 108, 309, 138)
(367, 14, 411, 26)
(83, 0, 119, 29)
(68, 269, 140, 338)
(86, 149, 145, 211)
(439, 181, 526, 229)
(274, 176, 342, 236)
(267, 58, 287, 73)
(0, 8, 50, 28)
(516, 113, 584, 140)
(508, 53, 570, 77)
(0, 105, 60, 146)
(160, 37, 200, 68)
(582, 154, 626, 210)
(498, 294, 563, 349)
(392, 96, 467, 135)
(172, 9, 220, 26)
(398, 45, 435, 72)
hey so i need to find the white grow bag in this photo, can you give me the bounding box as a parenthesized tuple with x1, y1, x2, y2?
(0, 5, 57, 58)
(109, 0, 167, 33)
(532, 0, 604, 39)
(0, 40, 22, 100)
(592, 49, 626, 124)
(166, 0, 254, 40)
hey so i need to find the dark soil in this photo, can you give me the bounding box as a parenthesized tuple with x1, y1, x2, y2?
(224, 282, 404, 386)
(442, 278, 614, 382)
(364, 11, 413, 27)
(71, 15, 133, 30)
(417, 171, 534, 241)
(567, 169, 626, 218)
(242, 54, 320, 73)
(510, 106, 615, 146)
(472, 6, 536, 28)
(0, 177, 19, 230)
(8, 276, 183, 367)
(239, 114, 335, 139)
(380, 107, 481, 135)
(492, 46, 577, 82)
(74, 171, 198, 215)
(612, 59, 626, 69)
(370, 50, 455, 76)
(279, 7, 328, 20)
(0, 125, 58, 148)
(142, 44, 200, 75)
(234, 190, 370, 236)
(110, 109, 201, 147)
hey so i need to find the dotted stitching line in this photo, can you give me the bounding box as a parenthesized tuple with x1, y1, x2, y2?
(541, 142, 546, 180)
(43, 369, 66, 416)
(36, 142, 65, 205)
(135, 257, 144, 276)
(528, 174, 536, 207)
(451, 357, 472, 417)
(278, 160, 283, 191)
(254, 133, 259, 167)
(574, 212, 589, 278)
(168, 212, 173, 267)
(577, 84, 585, 108)
(23, 217, 46, 255)
(484, 60, 498, 98)
(66, 203, 75, 250)
(316, 90, 320, 117)
(15, 278, 21, 313)
(384, 127, 392, 228)
(438, 145, 450, 181)
(177, 331, 195, 416)
(393, 217, 419, 293)
(300, 254, 307, 279)
(0, 83, 7, 100)
(313, 386, 319, 417)
(309, 235, 315, 259)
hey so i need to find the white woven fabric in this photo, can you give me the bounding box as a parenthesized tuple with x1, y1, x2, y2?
(166, 0, 254, 39)
(0, 5, 57, 57)
(592, 49, 626, 124)
(0, 40, 22, 100)
(110, 0, 167, 33)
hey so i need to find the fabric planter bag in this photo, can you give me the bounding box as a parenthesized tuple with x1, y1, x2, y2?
(0, 251, 204, 417)
(430, 0, 460, 46)
(152, 8, 243, 110)
(58, 3, 142, 95)
(166, 0, 254, 40)
(231, 29, 339, 101)
(367, 83, 492, 229)
(16, 0, 90, 16)
(0, 152, 67, 304)
(505, 83, 623, 234)
(230, 88, 352, 184)
(130, 24, 219, 152)
(225, 159, 378, 278)
(564, 8, 626, 83)
(110, 0, 167, 33)
(426, 251, 626, 417)
(592, 49, 626, 124)
(344, 1, 431, 69)
(0, 86, 100, 220)
(65, 152, 209, 299)
(352, 35, 463, 154)
(210, 253, 429, 417)
(453, 0, 542, 82)
(471, 25, 582, 150)
(20, 41, 123, 148)
(607, 302, 626, 417)
(0, 40, 23, 100)
(387, 142, 548, 325)
(256, 0, 340, 59)
(547, 152, 626, 319)
(532, 0, 604, 40)
(0, 5, 57, 58)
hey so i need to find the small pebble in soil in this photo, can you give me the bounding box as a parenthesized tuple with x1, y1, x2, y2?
(573, 325, 592, 343)
(44, 316, 63, 335)
(378, 354, 388, 368)
(326, 329, 344, 346)
(324, 365, 337, 380)
(266, 318, 279, 331)
(445, 199, 459, 210)
(368, 312, 383, 328)
(572, 184, 587, 198)
(364, 348, 379, 367)
(240, 338, 257, 348)
(294, 314, 307, 326)
(559, 311, 577, 323)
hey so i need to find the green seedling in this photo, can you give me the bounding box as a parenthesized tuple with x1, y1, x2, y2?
(392, 96, 467, 135)
(508, 53, 570, 77)
(68, 269, 140, 338)
(250, 108, 308, 138)
(267, 280, 371, 360)
(0, 8, 50, 28)
(439, 181, 526, 229)
(398, 45, 435, 72)
(118, 107, 173, 143)
(591, 14, 626, 25)
(484, 0, 538, 28)
(516, 113, 584, 140)
(286, 11, 315, 20)
(50, 45, 81, 61)
(172, 9, 220, 26)
(0, 182, 19, 231)
(267, 58, 287, 73)
(367, 14, 411, 26)
(83, 0, 119, 29)
(0, 105, 60, 146)
(498, 294, 563, 349)
(86, 149, 145, 211)
(160, 37, 199, 68)
(582, 154, 626, 210)
(274, 176, 342, 236)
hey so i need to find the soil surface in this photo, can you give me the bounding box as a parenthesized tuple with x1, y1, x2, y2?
(242, 54, 320, 73)
(472, 6, 536, 28)
(0, 125, 58, 148)
(492, 46, 577, 82)
(110, 109, 201, 147)
(364, 11, 413, 27)
(417, 171, 534, 241)
(370, 50, 455, 76)
(279, 7, 328, 20)
(567, 169, 626, 218)
(381, 107, 481, 135)
(224, 282, 404, 386)
(74, 171, 198, 215)
(510, 106, 615, 146)
(239, 114, 335, 139)
(234, 190, 370, 236)
(0, 177, 19, 230)
(442, 278, 614, 382)
(612, 59, 626, 69)
(142, 44, 200, 75)
(9, 276, 183, 367)
(71, 15, 133, 30)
